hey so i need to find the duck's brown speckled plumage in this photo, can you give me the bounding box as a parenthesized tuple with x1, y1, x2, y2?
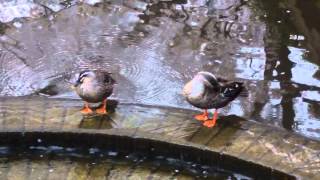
(74, 70, 115, 103)
(183, 72, 244, 109)
(183, 71, 246, 127)
(73, 70, 116, 114)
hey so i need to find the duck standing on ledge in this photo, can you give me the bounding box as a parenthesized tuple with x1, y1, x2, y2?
(73, 70, 116, 114)
(183, 71, 246, 128)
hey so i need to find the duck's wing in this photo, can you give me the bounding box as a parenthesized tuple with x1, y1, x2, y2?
(202, 76, 224, 100)
(103, 73, 116, 85)
(95, 71, 116, 85)
(217, 77, 229, 83)
(203, 81, 221, 102)
(198, 72, 220, 88)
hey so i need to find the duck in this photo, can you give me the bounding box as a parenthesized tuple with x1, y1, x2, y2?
(72, 70, 116, 114)
(182, 71, 246, 128)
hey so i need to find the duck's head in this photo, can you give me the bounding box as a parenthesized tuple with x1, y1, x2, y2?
(182, 71, 219, 98)
(72, 70, 96, 88)
(196, 71, 219, 87)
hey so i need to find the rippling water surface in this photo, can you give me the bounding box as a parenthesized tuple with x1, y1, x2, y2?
(0, 0, 320, 139)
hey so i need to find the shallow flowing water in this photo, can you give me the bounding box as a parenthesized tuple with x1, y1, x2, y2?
(0, 0, 320, 140)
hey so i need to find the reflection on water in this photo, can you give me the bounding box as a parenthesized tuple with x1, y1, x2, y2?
(0, 147, 249, 179)
(0, 0, 320, 139)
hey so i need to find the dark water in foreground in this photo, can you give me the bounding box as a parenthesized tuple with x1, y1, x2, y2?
(0, 145, 249, 179)
(0, 0, 320, 140)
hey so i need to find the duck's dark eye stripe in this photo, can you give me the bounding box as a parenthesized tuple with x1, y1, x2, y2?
(79, 70, 91, 78)
(79, 73, 88, 79)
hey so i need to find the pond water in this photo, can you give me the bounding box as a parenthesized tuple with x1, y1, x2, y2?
(0, 145, 249, 179)
(0, 0, 320, 140)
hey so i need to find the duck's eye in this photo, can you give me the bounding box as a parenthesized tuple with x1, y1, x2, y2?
(77, 76, 86, 84)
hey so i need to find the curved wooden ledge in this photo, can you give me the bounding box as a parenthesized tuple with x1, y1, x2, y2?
(0, 96, 319, 179)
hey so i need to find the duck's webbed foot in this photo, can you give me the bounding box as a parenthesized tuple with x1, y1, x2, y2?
(203, 119, 216, 128)
(81, 102, 93, 114)
(203, 109, 218, 128)
(96, 99, 108, 114)
(194, 110, 209, 121)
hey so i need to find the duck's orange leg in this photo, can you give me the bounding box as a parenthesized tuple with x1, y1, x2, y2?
(194, 109, 209, 121)
(81, 102, 93, 114)
(203, 109, 218, 128)
(96, 99, 107, 114)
